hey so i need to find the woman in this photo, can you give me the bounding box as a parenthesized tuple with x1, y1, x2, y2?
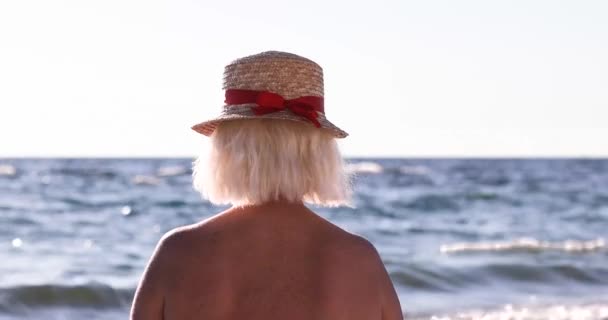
(131, 51, 403, 320)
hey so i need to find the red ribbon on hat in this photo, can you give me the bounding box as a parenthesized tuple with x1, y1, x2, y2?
(224, 89, 324, 128)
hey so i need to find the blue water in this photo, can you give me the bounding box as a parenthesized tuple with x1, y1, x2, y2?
(1, 158, 607, 320)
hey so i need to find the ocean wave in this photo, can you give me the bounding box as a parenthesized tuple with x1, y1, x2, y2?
(391, 262, 608, 292)
(345, 161, 384, 174)
(411, 302, 608, 320)
(440, 238, 606, 254)
(392, 265, 480, 291)
(157, 165, 190, 177)
(50, 168, 117, 179)
(346, 162, 432, 176)
(400, 165, 431, 176)
(403, 194, 460, 212)
(132, 174, 161, 185)
(0, 164, 17, 177)
(0, 283, 133, 310)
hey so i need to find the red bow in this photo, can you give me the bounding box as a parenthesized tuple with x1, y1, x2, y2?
(224, 89, 324, 128)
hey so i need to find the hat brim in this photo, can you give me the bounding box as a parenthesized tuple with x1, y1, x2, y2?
(191, 104, 348, 138)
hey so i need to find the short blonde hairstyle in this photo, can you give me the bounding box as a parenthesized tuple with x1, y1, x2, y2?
(192, 119, 352, 207)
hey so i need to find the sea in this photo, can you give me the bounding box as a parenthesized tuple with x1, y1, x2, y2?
(0, 158, 607, 320)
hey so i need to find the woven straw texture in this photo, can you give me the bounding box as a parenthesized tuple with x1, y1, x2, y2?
(191, 51, 348, 138)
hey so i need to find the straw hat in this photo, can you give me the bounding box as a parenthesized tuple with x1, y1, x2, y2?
(191, 51, 348, 138)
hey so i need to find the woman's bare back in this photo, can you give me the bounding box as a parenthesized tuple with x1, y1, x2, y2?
(131, 201, 403, 320)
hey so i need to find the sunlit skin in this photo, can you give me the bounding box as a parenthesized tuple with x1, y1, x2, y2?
(131, 200, 403, 320)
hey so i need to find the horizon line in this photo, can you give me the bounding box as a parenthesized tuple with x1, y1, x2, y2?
(1, 154, 607, 160)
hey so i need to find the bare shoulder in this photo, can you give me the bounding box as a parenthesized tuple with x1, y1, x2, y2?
(157, 215, 221, 253)
(313, 216, 381, 264)
(131, 223, 205, 319)
(342, 235, 403, 320)
(158, 223, 199, 248)
(345, 233, 382, 260)
(320, 224, 403, 320)
(131, 214, 230, 319)
(325, 228, 385, 275)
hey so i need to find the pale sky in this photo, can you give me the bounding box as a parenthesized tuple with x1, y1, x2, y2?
(0, 0, 606, 157)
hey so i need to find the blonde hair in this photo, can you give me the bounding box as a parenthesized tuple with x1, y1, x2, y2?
(192, 118, 352, 207)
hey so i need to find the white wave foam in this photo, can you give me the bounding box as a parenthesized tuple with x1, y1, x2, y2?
(345, 161, 384, 174)
(423, 302, 608, 320)
(0, 164, 17, 176)
(157, 165, 189, 177)
(132, 175, 161, 185)
(440, 237, 606, 254)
